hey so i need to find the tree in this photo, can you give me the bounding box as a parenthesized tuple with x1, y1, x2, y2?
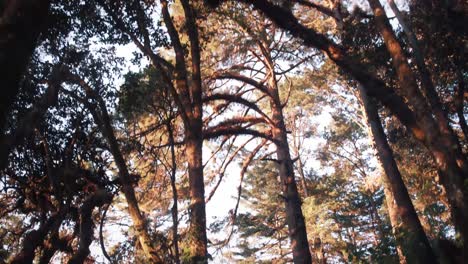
(0, 0, 51, 138)
(202, 6, 313, 262)
(207, 0, 468, 256)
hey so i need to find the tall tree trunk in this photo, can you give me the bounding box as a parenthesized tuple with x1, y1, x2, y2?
(219, 0, 467, 256)
(357, 85, 436, 263)
(185, 119, 208, 263)
(388, 0, 466, 170)
(0, 0, 50, 136)
(180, 1, 209, 261)
(383, 187, 407, 264)
(75, 81, 164, 263)
(269, 81, 312, 263)
(368, 0, 468, 253)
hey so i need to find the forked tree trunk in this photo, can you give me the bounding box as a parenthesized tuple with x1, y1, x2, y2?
(10, 211, 65, 264)
(357, 85, 436, 264)
(68, 189, 112, 264)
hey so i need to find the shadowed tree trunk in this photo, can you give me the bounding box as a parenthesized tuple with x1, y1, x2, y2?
(357, 84, 436, 264)
(10, 210, 65, 264)
(270, 97, 312, 263)
(265, 63, 312, 263)
(161, 0, 208, 261)
(68, 189, 112, 264)
(367, 0, 468, 254)
(68, 74, 164, 263)
(208, 0, 468, 255)
(0, 0, 50, 136)
(0, 64, 64, 172)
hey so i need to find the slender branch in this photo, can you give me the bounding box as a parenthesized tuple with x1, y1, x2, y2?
(204, 126, 276, 143)
(211, 71, 273, 98)
(221, 139, 267, 248)
(99, 199, 114, 264)
(203, 93, 274, 125)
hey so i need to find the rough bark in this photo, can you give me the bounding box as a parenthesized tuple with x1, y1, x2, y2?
(9, 211, 65, 264)
(270, 104, 312, 264)
(72, 77, 164, 263)
(185, 123, 208, 263)
(68, 189, 112, 264)
(266, 63, 311, 263)
(180, 1, 208, 261)
(0, 0, 50, 135)
(357, 85, 436, 264)
(160, 1, 208, 261)
(368, 0, 468, 253)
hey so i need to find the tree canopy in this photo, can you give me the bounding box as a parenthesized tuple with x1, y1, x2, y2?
(0, 0, 466, 263)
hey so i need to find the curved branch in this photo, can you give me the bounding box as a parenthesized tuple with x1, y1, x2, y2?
(68, 189, 112, 264)
(99, 198, 114, 264)
(211, 71, 272, 98)
(206, 136, 255, 203)
(219, 0, 424, 140)
(221, 139, 267, 248)
(204, 93, 274, 125)
(204, 126, 276, 144)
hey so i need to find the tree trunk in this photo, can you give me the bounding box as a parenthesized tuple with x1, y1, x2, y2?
(384, 187, 407, 264)
(68, 189, 112, 264)
(10, 211, 65, 264)
(368, 0, 468, 253)
(223, 0, 467, 257)
(167, 122, 181, 264)
(388, 0, 466, 174)
(357, 85, 436, 264)
(0, 65, 63, 172)
(185, 119, 208, 263)
(269, 85, 312, 263)
(77, 83, 164, 263)
(0, 0, 50, 135)
(160, 1, 208, 260)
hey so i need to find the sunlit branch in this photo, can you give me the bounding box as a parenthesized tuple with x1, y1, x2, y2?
(203, 93, 274, 125)
(220, 139, 267, 248)
(211, 71, 272, 98)
(206, 136, 255, 203)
